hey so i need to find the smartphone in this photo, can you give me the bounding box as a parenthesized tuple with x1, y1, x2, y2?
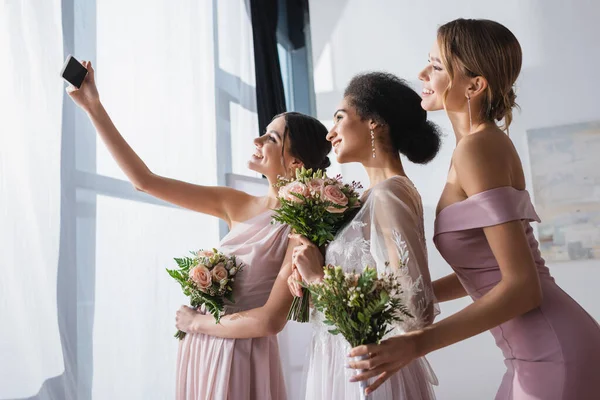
(60, 55, 88, 88)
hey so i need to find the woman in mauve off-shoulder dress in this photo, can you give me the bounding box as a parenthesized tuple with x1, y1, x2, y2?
(348, 19, 600, 400)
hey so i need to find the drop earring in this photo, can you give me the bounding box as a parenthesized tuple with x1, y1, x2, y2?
(370, 129, 376, 158)
(467, 95, 473, 133)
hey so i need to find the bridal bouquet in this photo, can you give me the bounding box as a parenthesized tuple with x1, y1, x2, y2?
(307, 265, 410, 347)
(166, 249, 244, 340)
(271, 167, 362, 322)
(306, 265, 411, 398)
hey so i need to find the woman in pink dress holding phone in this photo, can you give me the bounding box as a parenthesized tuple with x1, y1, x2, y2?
(66, 60, 333, 399)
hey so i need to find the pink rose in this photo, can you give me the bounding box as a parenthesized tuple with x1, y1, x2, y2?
(279, 181, 309, 203)
(211, 263, 228, 283)
(189, 265, 212, 289)
(197, 250, 215, 259)
(323, 184, 348, 213)
(306, 178, 324, 197)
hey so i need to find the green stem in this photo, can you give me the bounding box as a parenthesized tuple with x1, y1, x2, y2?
(287, 289, 311, 323)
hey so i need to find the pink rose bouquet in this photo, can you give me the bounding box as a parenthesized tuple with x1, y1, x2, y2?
(271, 167, 362, 322)
(166, 248, 244, 339)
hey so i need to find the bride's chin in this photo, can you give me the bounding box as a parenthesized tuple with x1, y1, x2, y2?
(334, 150, 350, 164)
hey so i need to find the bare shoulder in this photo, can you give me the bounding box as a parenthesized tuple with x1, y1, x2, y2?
(453, 128, 514, 163)
(453, 128, 518, 196)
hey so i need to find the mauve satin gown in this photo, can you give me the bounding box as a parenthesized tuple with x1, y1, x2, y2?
(434, 186, 600, 400)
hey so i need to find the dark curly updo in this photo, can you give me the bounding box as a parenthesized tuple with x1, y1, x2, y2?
(344, 72, 441, 164)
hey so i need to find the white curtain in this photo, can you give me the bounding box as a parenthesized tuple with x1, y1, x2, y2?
(0, 1, 64, 398)
(0, 1, 311, 399)
(1, 0, 220, 398)
(91, 1, 219, 399)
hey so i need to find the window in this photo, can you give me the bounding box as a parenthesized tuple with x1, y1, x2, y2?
(61, 0, 220, 398)
(4, 1, 318, 398)
(276, 0, 315, 116)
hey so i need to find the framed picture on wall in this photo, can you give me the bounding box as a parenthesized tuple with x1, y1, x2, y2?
(527, 121, 600, 263)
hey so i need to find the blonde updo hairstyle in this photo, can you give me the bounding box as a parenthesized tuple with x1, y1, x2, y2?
(437, 18, 522, 131)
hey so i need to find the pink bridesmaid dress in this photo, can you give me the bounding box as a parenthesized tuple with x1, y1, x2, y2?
(434, 186, 600, 400)
(176, 210, 290, 400)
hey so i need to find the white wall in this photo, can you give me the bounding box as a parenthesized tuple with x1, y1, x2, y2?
(308, 1, 600, 399)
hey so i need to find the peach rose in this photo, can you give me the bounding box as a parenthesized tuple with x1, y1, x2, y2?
(211, 263, 228, 283)
(279, 181, 309, 203)
(306, 178, 324, 197)
(189, 265, 212, 289)
(323, 184, 348, 213)
(197, 250, 215, 259)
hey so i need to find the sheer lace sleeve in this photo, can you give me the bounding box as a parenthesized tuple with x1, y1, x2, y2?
(366, 177, 438, 332)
